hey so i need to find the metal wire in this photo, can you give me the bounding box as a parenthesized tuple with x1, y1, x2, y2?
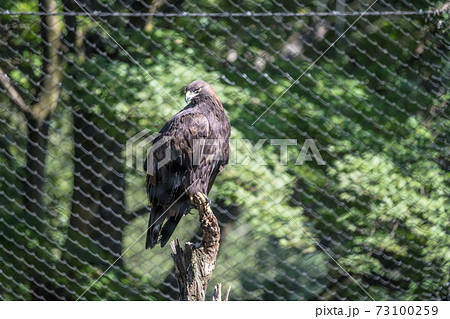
(0, 10, 448, 17)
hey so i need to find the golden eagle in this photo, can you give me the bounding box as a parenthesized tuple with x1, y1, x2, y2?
(145, 80, 230, 249)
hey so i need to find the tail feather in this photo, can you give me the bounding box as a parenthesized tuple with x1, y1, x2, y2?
(146, 205, 189, 249)
(145, 224, 160, 249)
(160, 214, 183, 248)
(145, 205, 165, 249)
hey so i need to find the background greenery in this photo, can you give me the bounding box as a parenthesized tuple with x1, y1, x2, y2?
(0, 0, 448, 300)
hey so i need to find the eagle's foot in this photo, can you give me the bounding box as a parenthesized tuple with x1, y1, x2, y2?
(190, 192, 213, 219)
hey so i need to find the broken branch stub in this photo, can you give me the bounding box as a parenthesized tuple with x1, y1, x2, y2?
(170, 193, 221, 301)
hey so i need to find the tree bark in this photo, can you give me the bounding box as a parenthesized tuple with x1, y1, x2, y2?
(0, 0, 64, 300)
(65, 110, 126, 266)
(160, 199, 241, 299)
(170, 196, 221, 301)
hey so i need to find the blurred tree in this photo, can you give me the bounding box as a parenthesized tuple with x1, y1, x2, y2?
(0, 0, 66, 300)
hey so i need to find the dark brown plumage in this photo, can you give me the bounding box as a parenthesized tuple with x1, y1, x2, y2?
(145, 80, 230, 249)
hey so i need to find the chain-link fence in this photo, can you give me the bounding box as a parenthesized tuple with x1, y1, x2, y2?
(0, 0, 448, 301)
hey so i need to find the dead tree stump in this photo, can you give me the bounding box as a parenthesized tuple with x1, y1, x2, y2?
(170, 192, 221, 301)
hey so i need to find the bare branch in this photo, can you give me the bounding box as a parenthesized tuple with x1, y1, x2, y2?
(1, 0, 64, 124)
(224, 285, 231, 301)
(212, 283, 231, 301)
(213, 283, 221, 301)
(0, 67, 32, 114)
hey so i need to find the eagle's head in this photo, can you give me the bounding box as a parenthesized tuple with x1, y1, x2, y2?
(185, 80, 216, 104)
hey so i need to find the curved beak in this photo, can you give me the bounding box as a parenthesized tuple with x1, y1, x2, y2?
(185, 91, 197, 104)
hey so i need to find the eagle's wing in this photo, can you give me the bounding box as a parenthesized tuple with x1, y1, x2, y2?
(146, 110, 210, 205)
(206, 121, 230, 194)
(145, 110, 213, 248)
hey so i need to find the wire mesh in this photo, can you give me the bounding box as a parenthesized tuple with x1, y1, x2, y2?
(0, 0, 448, 301)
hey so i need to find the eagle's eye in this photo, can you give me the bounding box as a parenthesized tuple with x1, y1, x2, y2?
(194, 88, 201, 94)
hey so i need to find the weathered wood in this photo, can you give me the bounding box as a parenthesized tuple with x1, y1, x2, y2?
(213, 283, 231, 301)
(213, 283, 221, 301)
(170, 192, 221, 301)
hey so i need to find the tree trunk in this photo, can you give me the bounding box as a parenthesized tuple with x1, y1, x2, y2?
(20, 0, 64, 300)
(170, 196, 221, 301)
(24, 115, 65, 300)
(23, 115, 49, 221)
(65, 110, 126, 266)
(160, 199, 241, 299)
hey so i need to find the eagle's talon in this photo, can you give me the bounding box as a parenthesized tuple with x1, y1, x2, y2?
(189, 192, 214, 218)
